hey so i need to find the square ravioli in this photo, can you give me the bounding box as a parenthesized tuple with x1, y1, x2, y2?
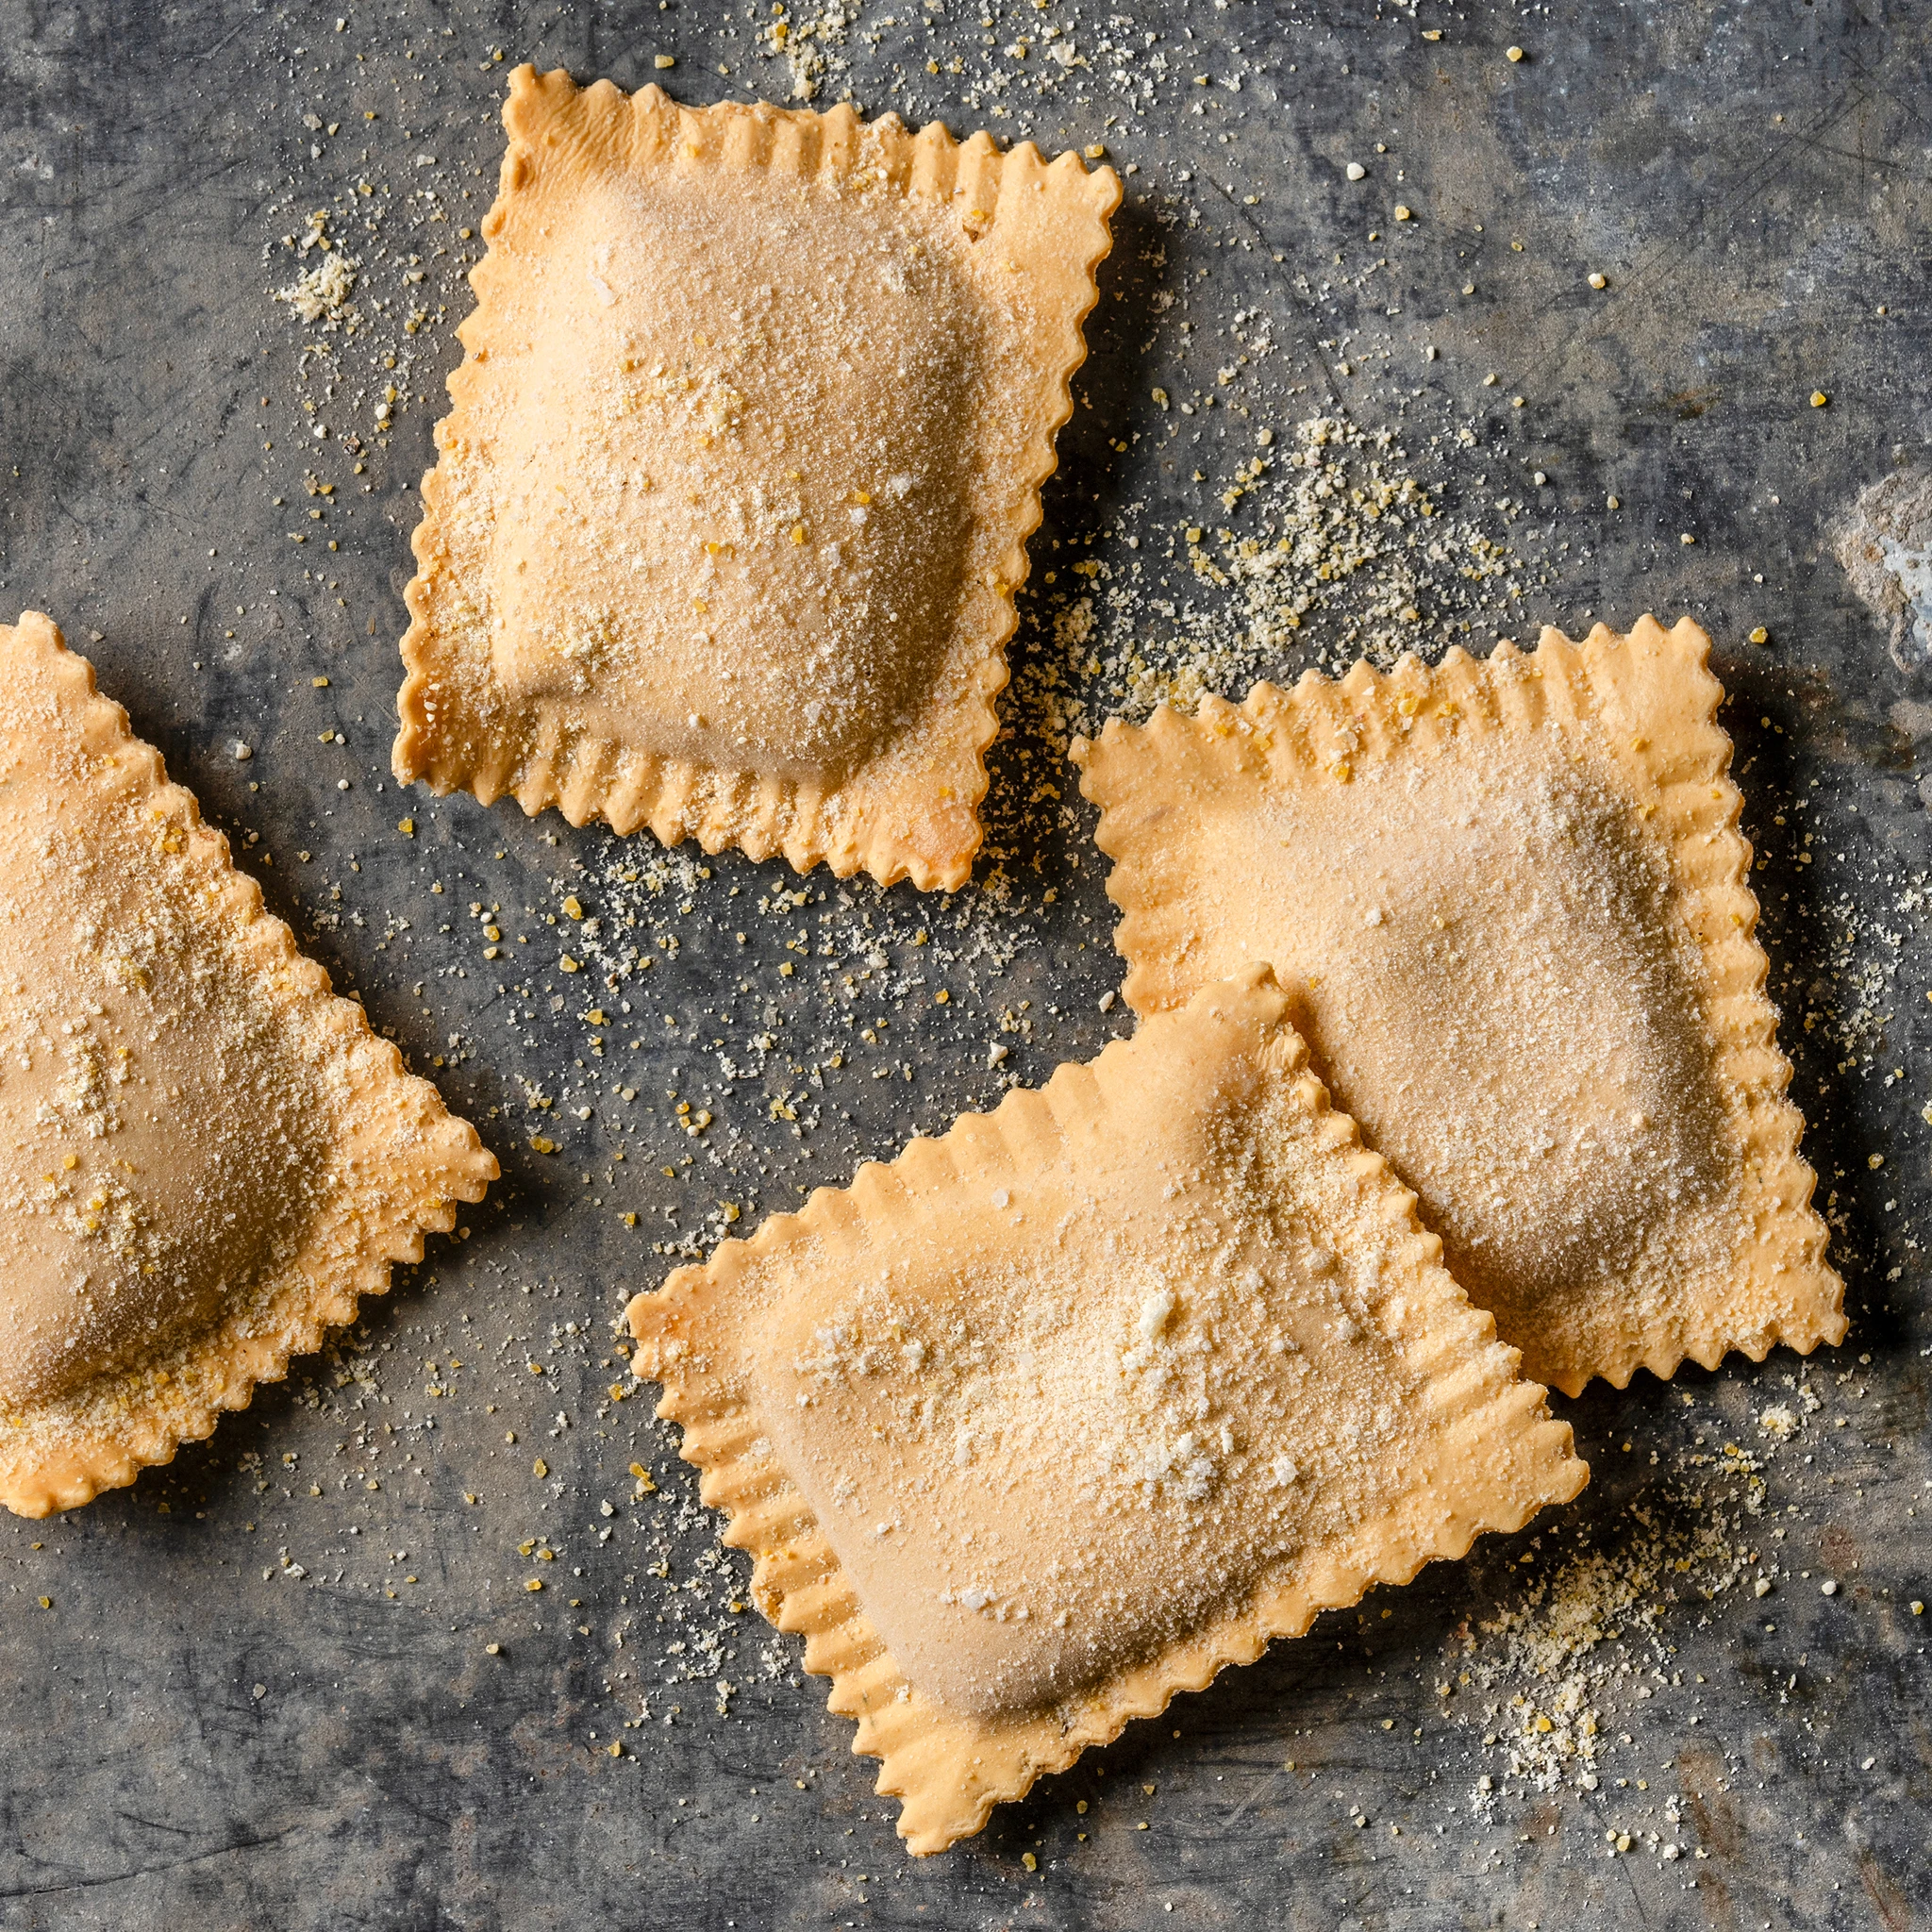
(1073, 616, 1844, 1397)
(628, 967, 1586, 1854)
(393, 66, 1120, 891)
(0, 614, 498, 1517)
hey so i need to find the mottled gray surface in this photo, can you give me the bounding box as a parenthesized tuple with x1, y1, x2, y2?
(1, 2, 1929, 1927)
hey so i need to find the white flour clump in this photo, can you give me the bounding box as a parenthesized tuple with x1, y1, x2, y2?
(760, 4, 855, 101)
(276, 236, 359, 325)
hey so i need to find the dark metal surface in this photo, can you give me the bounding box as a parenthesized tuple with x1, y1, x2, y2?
(1, 2, 1928, 1925)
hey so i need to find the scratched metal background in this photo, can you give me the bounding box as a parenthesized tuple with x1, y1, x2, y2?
(1, 2, 1928, 1926)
